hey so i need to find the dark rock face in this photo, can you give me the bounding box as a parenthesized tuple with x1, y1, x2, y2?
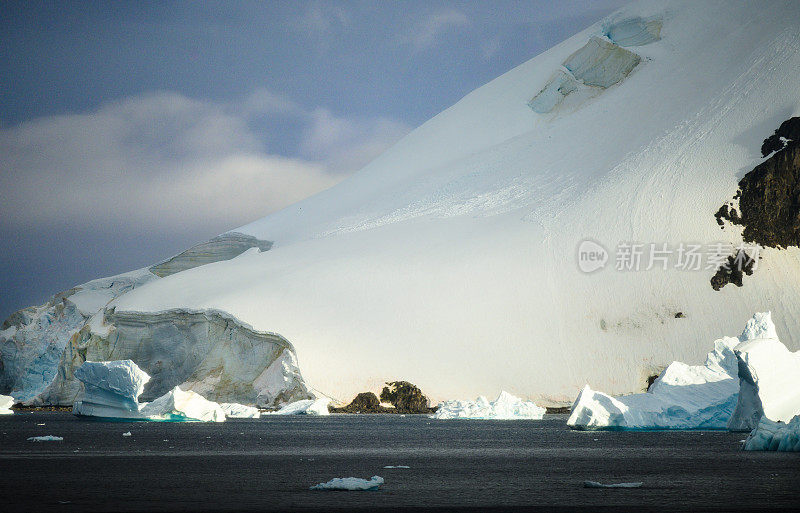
(760, 117, 800, 157)
(380, 381, 435, 414)
(330, 392, 391, 413)
(710, 251, 755, 291)
(717, 117, 800, 248)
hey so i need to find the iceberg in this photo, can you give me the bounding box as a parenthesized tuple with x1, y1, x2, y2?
(72, 360, 150, 419)
(140, 386, 226, 422)
(743, 415, 800, 452)
(432, 391, 546, 420)
(220, 402, 261, 419)
(567, 314, 768, 430)
(267, 397, 330, 416)
(727, 314, 800, 431)
(310, 476, 384, 491)
(1, 394, 14, 414)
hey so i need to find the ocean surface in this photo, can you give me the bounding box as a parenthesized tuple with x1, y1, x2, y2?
(0, 412, 796, 512)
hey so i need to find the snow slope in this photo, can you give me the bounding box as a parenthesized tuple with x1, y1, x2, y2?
(5, 0, 800, 406)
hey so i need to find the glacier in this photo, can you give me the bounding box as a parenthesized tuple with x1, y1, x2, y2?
(3, 1, 800, 408)
(432, 391, 546, 420)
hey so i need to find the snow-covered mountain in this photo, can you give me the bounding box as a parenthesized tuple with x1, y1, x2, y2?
(3, 0, 800, 407)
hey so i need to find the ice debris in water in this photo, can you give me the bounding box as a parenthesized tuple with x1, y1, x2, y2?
(310, 476, 384, 491)
(432, 391, 545, 420)
(584, 481, 642, 488)
(28, 435, 63, 442)
(122, 431, 132, 437)
(383, 465, 410, 469)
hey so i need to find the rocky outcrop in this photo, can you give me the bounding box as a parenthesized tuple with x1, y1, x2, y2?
(716, 117, 800, 248)
(33, 308, 311, 408)
(379, 381, 434, 414)
(149, 232, 272, 278)
(330, 391, 398, 413)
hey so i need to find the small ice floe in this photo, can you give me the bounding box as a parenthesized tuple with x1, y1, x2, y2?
(432, 391, 545, 420)
(267, 398, 330, 416)
(383, 465, 410, 469)
(584, 481, 642, 488)
(122, 431, 132, 437)
(310, 476, 384, 491)
(28, 435, 64, 442)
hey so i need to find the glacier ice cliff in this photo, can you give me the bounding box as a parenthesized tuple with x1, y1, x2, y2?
(0, 269, 156, 402)
(36, 308, 311, 408)
(149, 232, 272, 278)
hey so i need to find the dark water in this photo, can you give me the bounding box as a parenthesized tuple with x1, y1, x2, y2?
(0, 412, 797, 512)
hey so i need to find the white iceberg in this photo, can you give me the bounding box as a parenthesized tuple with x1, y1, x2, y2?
(743, 415, 800, 452)
(72, 360, 150, 419)
(28, 435, 63, 442)
(140, 386, 226, 422)
(1, 394, 14, 414)
(122, 431, 132, 437)
(432, 391, 546, 420)
(267, 397, 330, 416)
(310, 476, 384, 491)
(566, 314, 771, 430)
(727, 313, 800, 431)
(220, 402, 261, 419)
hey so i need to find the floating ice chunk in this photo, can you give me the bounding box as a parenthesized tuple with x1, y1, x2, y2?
(73, 360, 151, 419)
(604, 17, 662, 47)
(568, 331, 741, 430)
(584, 481, 642, 488)
(267, 397, 330, 416)
(28, 435, 63, 442)
(140, 386, 226, 422)
(743, 415, 800, 452)
(432, 391, 545, 420)
(310, 476, 384, 491)
(728, 314, 800, 431)
(1, 394, 14, 414)
(122, 431, 132, 437)
(528, 70, 580, 113)
(383, 465, 410, 469)
(564, 36, 641, 88)
(220, 402, 261, 418)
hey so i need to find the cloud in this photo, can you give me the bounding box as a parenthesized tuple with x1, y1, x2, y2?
(290, 2, 350, 47)
(299, 108, 411, 174)
(408, 9, 470, 52)
(0, 89, 409, 237)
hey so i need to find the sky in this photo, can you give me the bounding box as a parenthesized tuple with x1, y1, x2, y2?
(0, 0, 627, 320)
